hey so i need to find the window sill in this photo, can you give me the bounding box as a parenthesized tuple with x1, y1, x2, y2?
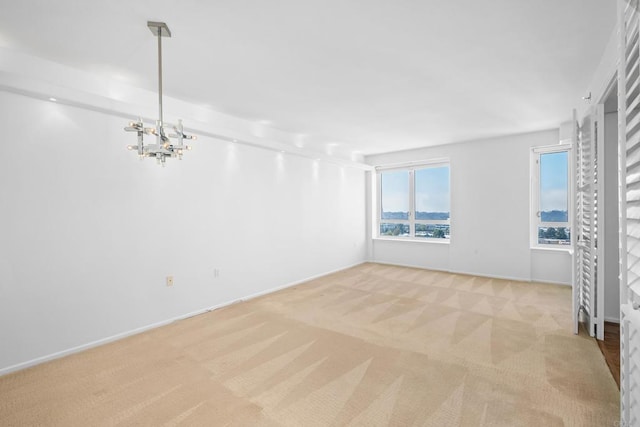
(373, 236, 450, 244)
(531, 245, 573, 254)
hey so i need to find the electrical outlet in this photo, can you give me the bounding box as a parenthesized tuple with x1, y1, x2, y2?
(214, 269, 220, 278)
(166, 275, 174, 287)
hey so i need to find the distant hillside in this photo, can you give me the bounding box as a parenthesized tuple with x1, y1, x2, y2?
(416, 212, 450, 220)
(541, 210, 568, 222)
(382, 211, 450, 220)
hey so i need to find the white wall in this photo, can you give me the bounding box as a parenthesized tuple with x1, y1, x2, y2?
(366, 129, 572, 284)
(0, 90, 366, 374)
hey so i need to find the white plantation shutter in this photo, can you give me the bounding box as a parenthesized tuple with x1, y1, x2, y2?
(622, 0, 640, 310)
(595, 107, 606, 343)
(619, 0, 640, 424)
(574, 108, 601, 338)
(622, 307, 640, 425)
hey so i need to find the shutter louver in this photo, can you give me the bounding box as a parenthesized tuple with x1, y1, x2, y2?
(575, 111, 598, 337)
(619, 0, 640, 424)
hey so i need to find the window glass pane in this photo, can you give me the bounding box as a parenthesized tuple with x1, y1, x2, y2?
(539, 151, 568, 222)
(415, 166, 450, 220)
(538, 226, 571, 245)
(380, 223, 410, 236)
(381, 171, 409, 220)
(416, 224, 450, 239)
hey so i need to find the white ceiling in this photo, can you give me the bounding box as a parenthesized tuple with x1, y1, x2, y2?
(0, 0, 616, 155)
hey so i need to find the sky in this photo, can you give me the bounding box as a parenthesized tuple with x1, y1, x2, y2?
(416, 167, 450, 213)
(540, 151, 568, 212)
(381, 166, 450, 214)
(381, 171, 409, 215)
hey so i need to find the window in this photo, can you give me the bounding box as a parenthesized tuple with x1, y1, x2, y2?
(531, 145, 571, 246)
(377, 161, 450, 240)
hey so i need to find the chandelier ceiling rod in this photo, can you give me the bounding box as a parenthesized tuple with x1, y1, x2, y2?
(152, 21, 166, 128)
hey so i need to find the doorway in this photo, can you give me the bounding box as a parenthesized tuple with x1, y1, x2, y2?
(596, 81, 621, 387)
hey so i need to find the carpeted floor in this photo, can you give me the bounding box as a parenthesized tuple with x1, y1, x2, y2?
(0, 263, 620, 426)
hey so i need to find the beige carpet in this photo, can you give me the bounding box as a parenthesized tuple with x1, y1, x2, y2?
(0, 263, 619, 426)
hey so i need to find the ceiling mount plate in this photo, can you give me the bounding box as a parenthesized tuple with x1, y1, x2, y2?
(147, 21, 171, 37)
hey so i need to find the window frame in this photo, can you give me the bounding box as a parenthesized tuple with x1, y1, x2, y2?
(375, 159, 451, 242)
(530, 144, 572, 249)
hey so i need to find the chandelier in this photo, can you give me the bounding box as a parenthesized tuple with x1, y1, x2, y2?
(125, 21, 195, 166)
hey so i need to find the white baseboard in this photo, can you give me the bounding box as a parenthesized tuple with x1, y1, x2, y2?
(368, 260, 570, 286)
(530, 278, 572, 287)
(447, 268, 529, 283)
(370, 260, 452, 275)
(224, 261, 365, 305)
(0, 310, 207, 377)
(0, 261, 365, 377)
(604, 316, 620, 324)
